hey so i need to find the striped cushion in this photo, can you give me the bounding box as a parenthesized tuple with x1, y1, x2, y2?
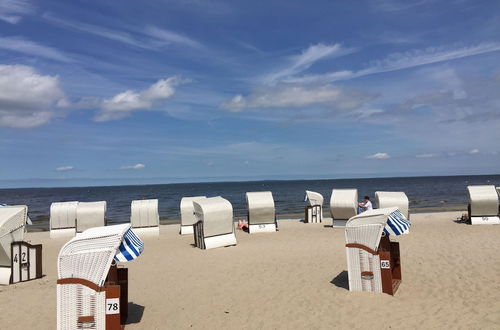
(383, 209, 411, 236)
(114, 228, 144, 262)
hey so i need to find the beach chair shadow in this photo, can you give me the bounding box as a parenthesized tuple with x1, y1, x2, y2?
(330, 271, 349, 290)
(126, 302, 145, 324)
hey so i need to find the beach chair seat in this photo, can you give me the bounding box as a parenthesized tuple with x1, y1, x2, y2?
(375, 191, 410, 219)
(131, 199, 160, 236)
(304, 190, 323, 223)
(246, 191, 277, 233)
(467, 185, 500, 225)
(50, 201, 78, 238)
(76, 201, 107, 233)
(192, 197, 236, 249)
(180, 196, 207, 235)
(57, 224, 144, 329)
(345, 207, 410, 295)
(330, 189, 358, 228)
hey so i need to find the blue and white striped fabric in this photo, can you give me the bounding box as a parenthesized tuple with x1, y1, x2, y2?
(383, 209, 411, 236)
(114, 228, 144, 262)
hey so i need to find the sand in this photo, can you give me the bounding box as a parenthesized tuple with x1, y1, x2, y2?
(1, 211, 500, 329)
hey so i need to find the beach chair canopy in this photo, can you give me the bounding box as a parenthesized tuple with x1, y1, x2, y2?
(180, 196, 207, 226)
(246, 191, 275, 225)
(375, 191, 410, 218)
(305, 190, 324, 207)
(58, 224, 143, 287)
(346, 207, 410, 251)
(131, 199, 159, 228)
(76, 201, 107, 233)
(467, 185, 499, 216)
(50, 201, 78, 230)
(0, 205, 27, 267)
(193, 197, 233, 237)
(330, 189, 358, 220)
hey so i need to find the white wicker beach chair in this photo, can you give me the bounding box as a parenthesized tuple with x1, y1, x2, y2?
(467, 185, 500, 225)
(246, 191, 277, 233)
(330, 189, 358, 228)
(76, 201, 107, 233)
(304, 190, 324, 223)
(345, 207, 410, 295)
(50, 201, 78, 238)
(180, 196, 207, 235)
(57, 224, 144, 330)
(192, 197, 236, 249)
(375, 191, 410, 219)
(131, 199, 160, 236)
(0, 205, 27, 285)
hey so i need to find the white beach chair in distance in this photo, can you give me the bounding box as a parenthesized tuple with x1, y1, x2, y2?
(50, 201, 78, 238)
(180, 196, 207, 235)
(375, 191, 410, 219)
(57, 224, 144, 329)
(246, 191, 277, 233)
(345, 207, 410, 295)
(467, 185, 500, 225)
(192, 197, 237, 249)
(130, 199, 160, 236)
(0, 205, 42, 285)
(330, 189, 358, 228)
(76, 201, 107, 233)
(304, 190, 323, 223)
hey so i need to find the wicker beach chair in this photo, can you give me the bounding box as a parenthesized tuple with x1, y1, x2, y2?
(76, 201, 107, 233)
(131, 199, 160, 236)
(180, 196, 207, 235)
(330, 189, 358, 228)
(345, 207, 410, 295)
(375, 191, 410, 219)
(246, 191, 277, 233)
(304, 190, 324, 223)
(192, 197, 237, 249)
(57, 224, 144, 329)
(0, 205, 27, 285)
(467, 185, 500, 225)
(50, 201, 79, 238)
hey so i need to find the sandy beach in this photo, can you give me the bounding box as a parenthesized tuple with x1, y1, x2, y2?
(1, 211, 500, 329)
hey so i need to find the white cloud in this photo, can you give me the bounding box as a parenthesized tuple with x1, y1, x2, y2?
(416, 153, 436, 158)
(0, 0, 33, 24)
(366, 152, 391, 159)
(56, 166, 74, 172)
(120, 163, 145, 170)
(0, 65, 66, 128)
(95, 76, 189, 121)
(468, 149, 480, 154)
(220, 84, 372, 112)
(144, 26, 202, 49)
(0, 36, 72, 62)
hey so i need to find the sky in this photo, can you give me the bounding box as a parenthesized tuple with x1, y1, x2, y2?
(1, 0, 500, 187)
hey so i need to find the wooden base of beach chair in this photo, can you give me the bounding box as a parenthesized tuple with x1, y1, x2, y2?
(470, 216, 500, 225)
(332, 219, 348, 228)
(204, 233, 237, 250)
(132, 226, 160, 237)
(50, 228, 76, 239)
(180, 225, 194, 235)
(248, 223, 277, 233)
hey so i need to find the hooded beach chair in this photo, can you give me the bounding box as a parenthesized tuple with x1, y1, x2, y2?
(50, 201, 79, 238)
(130, 199, 160, 236)
(0, 205, 42, 285)
(345, 207, 410, 295)
(192, 197, 237, 249)
(304, 190, 324, 223)
(246, 191, 277, 233)
(57, 224, 144, 329)
(180, 196, 207, 235)
(76, 201, 107, 233)
(375, 191, 410, 219)
(330, 189, 358, 228)
(467, 185, 500, 225)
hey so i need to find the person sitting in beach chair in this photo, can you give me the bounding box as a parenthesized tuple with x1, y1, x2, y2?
(358, 196, 373, 214)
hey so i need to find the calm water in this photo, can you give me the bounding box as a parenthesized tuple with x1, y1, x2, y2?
(1, 174, 499, 231)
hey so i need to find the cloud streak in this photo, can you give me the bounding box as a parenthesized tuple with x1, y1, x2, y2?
(0, 36, 73, 62)
(56, 166, 74, 172)
(366, 152, 391, 159)
(120, 163, 145, 170)
(0, 0, 33, 24)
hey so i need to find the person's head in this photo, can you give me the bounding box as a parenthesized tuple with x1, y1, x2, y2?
(364, 196, 370, 201)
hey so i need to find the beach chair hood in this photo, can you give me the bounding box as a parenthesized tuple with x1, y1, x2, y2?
(467, 185, 499, 216)
(0, 205, 27, 267)
(305, 191, 324, 206)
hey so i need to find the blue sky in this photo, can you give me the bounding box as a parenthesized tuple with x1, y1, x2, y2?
(1, 0, 500, 187)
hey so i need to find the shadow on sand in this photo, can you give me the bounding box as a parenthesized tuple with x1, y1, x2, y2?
(126, 302, 145, 324)
(330, 270, 349, 290)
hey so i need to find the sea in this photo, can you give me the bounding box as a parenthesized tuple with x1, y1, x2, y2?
(1, 174, 499, 231)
